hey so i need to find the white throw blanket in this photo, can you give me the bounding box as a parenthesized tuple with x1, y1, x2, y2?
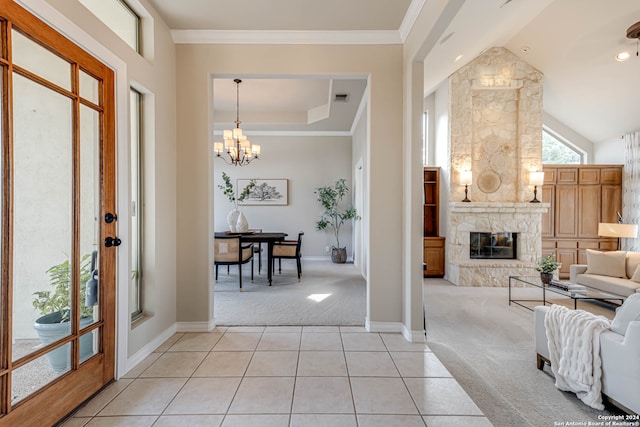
(544, 304, 611, 410)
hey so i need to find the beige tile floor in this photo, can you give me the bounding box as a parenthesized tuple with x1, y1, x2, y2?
(63, 326, 491, 427)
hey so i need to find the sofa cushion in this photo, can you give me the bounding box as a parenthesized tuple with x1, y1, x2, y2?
(575, 274, 640, 297)
(626, 252, 640, 279)
(632, 265, 640, 283)
(585, 249, 626, 278)
(610, 293, 640, 335)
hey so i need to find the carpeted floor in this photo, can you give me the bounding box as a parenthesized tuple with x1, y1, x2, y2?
(213, 259, 366, 326)
(424, 279, 624, 427)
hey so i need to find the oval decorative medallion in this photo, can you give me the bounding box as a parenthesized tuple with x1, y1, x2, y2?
(477, 169, 502, 193)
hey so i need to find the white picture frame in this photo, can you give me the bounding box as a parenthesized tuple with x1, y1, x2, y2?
(237, 179, 288, 205)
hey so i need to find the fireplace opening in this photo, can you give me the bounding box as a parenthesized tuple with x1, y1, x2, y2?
(470, 232, 517, 259)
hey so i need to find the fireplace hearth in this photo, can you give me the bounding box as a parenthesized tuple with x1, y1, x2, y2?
(470, 232, 517, 260)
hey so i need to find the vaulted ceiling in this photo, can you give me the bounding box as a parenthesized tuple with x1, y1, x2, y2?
(148, 0, 640, 143)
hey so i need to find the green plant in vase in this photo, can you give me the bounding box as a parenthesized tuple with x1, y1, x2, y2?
(535, 254, 561, 285)
(32, 253, 96, 373)
(315, 179, 361, 263)
(218, 172, 256, 232)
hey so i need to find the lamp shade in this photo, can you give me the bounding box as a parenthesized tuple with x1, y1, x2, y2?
(598, 223, 639, 238)
(529, 171, 544, 186)
(460, 170, 472, 186)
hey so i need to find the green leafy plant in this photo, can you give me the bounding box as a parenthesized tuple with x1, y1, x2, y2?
(32, 253, 93, 322)
(315, 179, 361, 249)
(218, 172, 256, 208)
(535, 254, 561, 274)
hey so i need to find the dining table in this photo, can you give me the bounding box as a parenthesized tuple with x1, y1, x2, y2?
(214, 231, 287, 285)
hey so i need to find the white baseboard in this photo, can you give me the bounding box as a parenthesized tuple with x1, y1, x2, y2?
(365, 319, 425, 343)
(176, 319, 217, 332)
(402, 325, 426, 343)
(123, 323, 177, 378)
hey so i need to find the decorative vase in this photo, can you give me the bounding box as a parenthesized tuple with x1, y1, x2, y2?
(227, 209, 240, 233)
(331, 247, 347, 264)
(540, 272, 553, 285)
(236, 211, 249, 233)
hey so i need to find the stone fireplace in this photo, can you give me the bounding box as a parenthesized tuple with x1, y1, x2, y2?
(446, 47, 548, 286)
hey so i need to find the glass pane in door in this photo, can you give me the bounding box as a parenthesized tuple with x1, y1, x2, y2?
(11, 29, 71, 91)
(12, 72, 73, 368)
(79, 104, 100, 328)
(11, 351, 69, 405)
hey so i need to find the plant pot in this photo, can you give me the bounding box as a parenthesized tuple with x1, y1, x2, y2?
(331, 247, 347, 264)
(540, 272, 553, 285)
(33, 311, 94, 373)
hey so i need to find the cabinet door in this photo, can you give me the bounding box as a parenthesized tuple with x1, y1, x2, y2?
(602, 185, 622, 223)
(601, 167, 622, 185)
(555, 185, 578, 238)
(579, 168, 600, 184)
(557, 168, 578, 184)
(423, 237, 445, 277)
(578, 185, 601, 238)
(556, 249, 577, 279)
(541, 185, 554, 238)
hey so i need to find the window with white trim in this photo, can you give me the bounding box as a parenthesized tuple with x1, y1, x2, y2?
(542, 129, 583, 164)
(130, 88, 143, 320)
(79, 0, 140, 52)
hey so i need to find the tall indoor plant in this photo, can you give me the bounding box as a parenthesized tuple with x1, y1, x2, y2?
(315, 178, 361, 263)
(218, 172, 256, 232)
(32, 253, 95, 373)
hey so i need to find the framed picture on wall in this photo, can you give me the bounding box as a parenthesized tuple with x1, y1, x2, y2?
(237, 179, 288, 205)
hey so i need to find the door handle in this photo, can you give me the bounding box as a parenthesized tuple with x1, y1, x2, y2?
(105, 237, 121, 247)
(105, 212, 118, 223)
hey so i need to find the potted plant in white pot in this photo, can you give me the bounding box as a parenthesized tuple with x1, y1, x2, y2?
(535, 253, 561, 285)
(218, 172, 256, 232)
(315, 179, 361, 263)
(32, 253, 95, 373)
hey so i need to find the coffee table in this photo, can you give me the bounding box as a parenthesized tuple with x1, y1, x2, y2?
(508, 275, 624, 311)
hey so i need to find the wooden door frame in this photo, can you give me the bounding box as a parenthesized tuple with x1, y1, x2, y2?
(17, 0, 132, 380)
(0, 1, 118, 425)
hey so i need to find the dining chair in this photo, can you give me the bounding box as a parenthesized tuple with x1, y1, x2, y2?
(214, 235, 254, 291)
(271, 232, 304, 281)
(252, 229, 264, 274)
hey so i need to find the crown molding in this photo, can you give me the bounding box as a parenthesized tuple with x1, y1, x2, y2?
(399, 0, 426, 42)
(172, 29, 402, 45)
(213, 130, 352, 137)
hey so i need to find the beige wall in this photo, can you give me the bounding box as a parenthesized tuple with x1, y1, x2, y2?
(175, 44, 404, 325)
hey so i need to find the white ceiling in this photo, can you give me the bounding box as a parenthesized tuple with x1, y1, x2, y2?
(148, 0, 640, 142)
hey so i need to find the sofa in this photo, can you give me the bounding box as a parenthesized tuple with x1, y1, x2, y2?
(534, 295, 640, 413)
(569, 249, 640, 298)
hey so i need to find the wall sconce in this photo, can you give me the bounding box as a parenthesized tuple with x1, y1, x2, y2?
(529, 171, 544, 203)
(460, 170, 472, 202)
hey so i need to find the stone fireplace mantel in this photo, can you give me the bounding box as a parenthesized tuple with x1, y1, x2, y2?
(450, 202, 549, 214)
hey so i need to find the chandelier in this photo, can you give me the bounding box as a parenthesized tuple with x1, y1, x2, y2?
(214, 79, 260, 166)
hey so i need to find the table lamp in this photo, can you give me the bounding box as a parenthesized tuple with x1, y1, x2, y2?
(460, 170, 472, 202)
(598, 222, 638, 250)
(529, 171, 544, 203)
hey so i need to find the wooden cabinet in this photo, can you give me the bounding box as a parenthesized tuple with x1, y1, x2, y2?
(542, 165, 623, 279)
(424, 237, 445, 277)
(423, 167, 445, 277)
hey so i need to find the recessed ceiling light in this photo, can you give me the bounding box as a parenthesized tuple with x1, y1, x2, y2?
(454, 54, 463, 62)
(521, 46, 531, 54)
(616, 51, 631, 62)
